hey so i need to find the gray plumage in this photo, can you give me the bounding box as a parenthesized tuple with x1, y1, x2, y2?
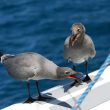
(64, 23, 96, 85)
(1, 52, 78, 81)
(1, 52, 81, 102)
(64, 23, 96, 64)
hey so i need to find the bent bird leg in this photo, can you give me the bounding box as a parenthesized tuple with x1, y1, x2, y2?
(25, 81, 36, 103)
(83, 61, 91, 83)
(36, 81, 52, 101)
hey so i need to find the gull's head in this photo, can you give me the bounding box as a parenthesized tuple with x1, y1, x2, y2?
(69, 23, 86, 46)
(71, 23, 85, 35)
(57, 67, 81, 79)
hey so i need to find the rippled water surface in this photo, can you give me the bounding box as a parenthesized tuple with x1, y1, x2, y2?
(0, 0, 110, 109)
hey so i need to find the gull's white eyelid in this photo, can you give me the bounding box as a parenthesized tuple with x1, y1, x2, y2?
(65, 71, 70, 74)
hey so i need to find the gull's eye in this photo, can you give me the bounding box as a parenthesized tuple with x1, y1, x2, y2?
(77, 28, 80, 32)
(65, 71, 70, 75)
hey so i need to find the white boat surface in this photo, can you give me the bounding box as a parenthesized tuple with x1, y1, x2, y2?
(2, 65, 110, 110)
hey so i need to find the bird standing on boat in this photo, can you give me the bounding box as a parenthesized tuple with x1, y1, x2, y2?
(0, 52, 82, 103)
(64, 23, 96, 85)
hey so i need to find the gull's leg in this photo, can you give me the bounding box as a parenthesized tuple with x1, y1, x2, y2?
(36, 81, 52, 101)
(83, 61, 91, 83)
(72, 64, 76, 71)
(36, 81, 42, 98)
(25, 81, 36, 103)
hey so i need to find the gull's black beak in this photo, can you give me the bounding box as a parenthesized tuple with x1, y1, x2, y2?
(69, 32, 79, 46)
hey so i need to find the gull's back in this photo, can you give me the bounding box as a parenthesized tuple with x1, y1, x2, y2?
(3, 52, 58, 80)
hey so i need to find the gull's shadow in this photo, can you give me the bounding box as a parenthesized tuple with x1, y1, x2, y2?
(41, 93, 82, 110)
(63, 81, 75, 93)
(63, 78, 84, 93)
(37, 94, 72, 109)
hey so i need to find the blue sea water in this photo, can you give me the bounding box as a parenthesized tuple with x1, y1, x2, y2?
(0, 0, 110, 109)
